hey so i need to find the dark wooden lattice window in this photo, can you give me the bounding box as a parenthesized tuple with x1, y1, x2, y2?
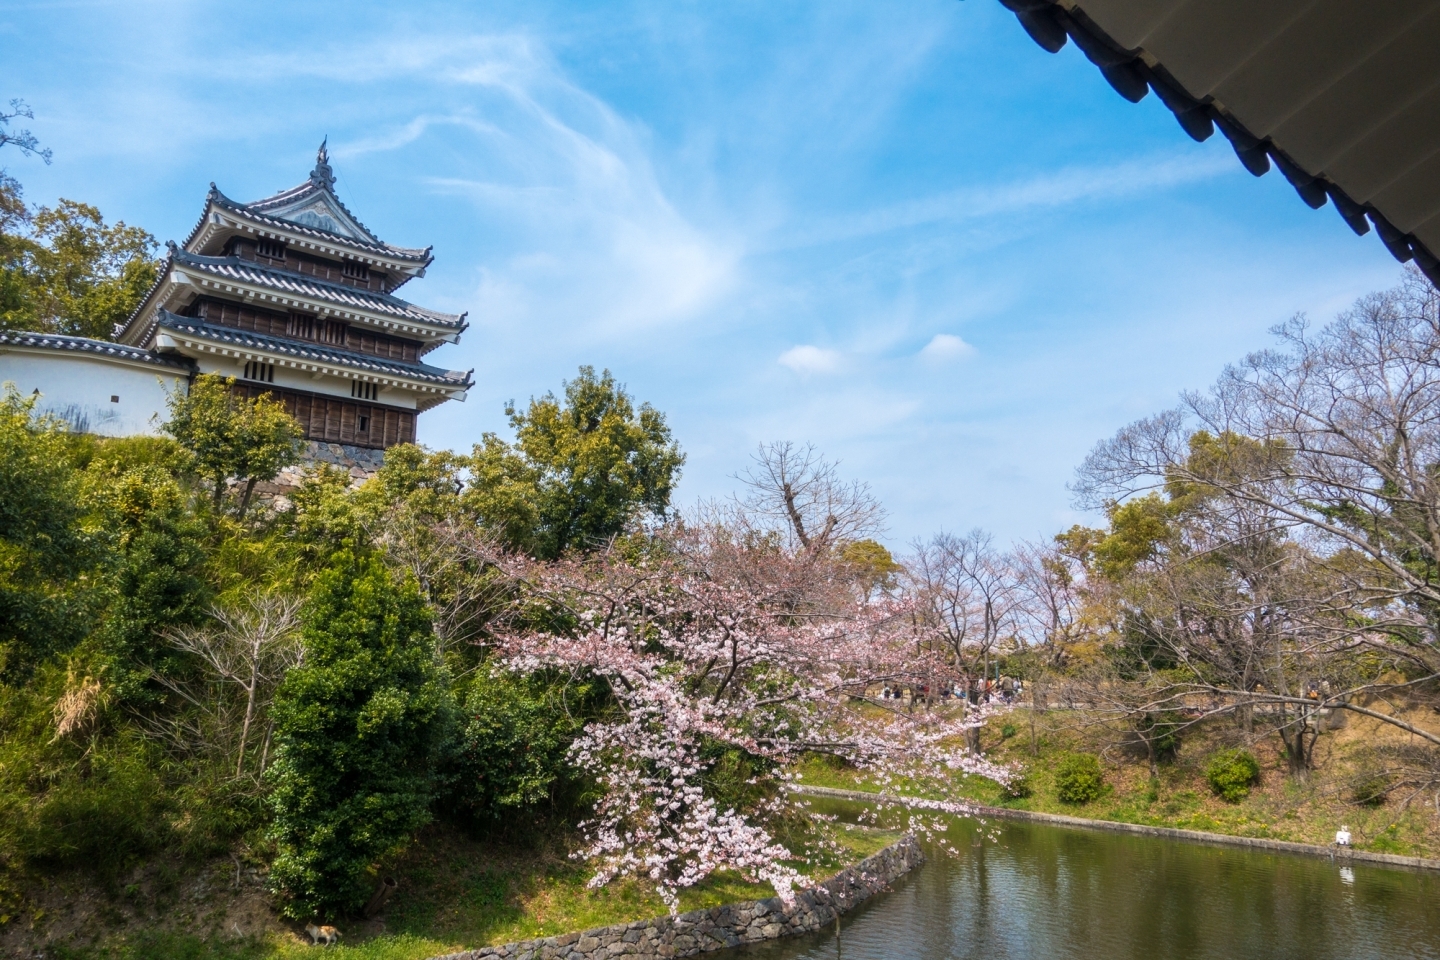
(243, 360, 275, 383)
(287, 313, 316, 339)
(256, 238, 287, 262)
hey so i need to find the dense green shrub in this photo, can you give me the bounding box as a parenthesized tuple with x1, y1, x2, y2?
(1002, 767, 1032, 799)
(266, 552, 454, 920)
(1205, 748, 1260, 802)
(452, 669, 592, 823)
(0, 387, 96, 682)
(1055, 753, 1104, 804)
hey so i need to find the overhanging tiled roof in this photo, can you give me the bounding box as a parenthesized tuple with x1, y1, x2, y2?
(206, 142, 432, 264)
(996, 0, 1440, 287)
(154, 313, 473, 388)
(0, 331, 194, 371)
(171, 249, 467, 330)
(203, 189, 434, 265)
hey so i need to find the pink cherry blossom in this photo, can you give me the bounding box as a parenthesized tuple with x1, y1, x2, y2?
(483, 524, 1012, 911)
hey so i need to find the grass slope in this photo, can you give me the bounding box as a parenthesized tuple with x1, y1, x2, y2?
(12, 821, 899, 960)
(796, 706, 1440, 859)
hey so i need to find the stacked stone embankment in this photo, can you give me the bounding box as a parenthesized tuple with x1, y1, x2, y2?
(428, 836, 923, 960)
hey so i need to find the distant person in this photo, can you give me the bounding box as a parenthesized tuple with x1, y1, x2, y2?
(1335, 826, 1352, 847)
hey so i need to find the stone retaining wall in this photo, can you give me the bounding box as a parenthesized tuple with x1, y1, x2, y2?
(250, 441, 387, 502)
(795, 784, 1440, 873)
(428, 836, 924, 960)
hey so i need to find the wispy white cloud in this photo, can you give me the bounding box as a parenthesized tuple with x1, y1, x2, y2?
(778, 345, 843, 375)
(919, 333, 975, 362)
(772, 151, 1234, 251)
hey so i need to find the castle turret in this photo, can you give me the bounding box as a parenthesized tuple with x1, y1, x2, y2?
(116, 142, 473, 450)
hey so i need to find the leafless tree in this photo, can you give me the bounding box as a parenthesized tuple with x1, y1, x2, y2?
(159, 594, 303, 779)
(732, 442, 885, 554)
(1073, 268, 1440, 766)
(374, 511, 512, 655)
(0, 99, 51, 163)
(1009, 539, 1091, 755)
(907, 530, 1016, 686)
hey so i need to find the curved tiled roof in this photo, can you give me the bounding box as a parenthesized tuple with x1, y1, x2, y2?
(0, 330, 194, 371)
(192, 143, 433, 264)
(996, 0, 1440, 288)
(204, 188, 434, 264)
(155, 313, 473, 388)
(171, 249, 468, 330)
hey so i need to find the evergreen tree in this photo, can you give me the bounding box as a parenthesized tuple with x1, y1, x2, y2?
(266, 552, 452, 919)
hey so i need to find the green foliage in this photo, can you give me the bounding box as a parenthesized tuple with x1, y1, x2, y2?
(162, 374, 303, 508)
(838, 538, 902, 595)
(1205, 748, 1260, 803)
(0, 386, 94, 680)
(1092, 493, 1173, 581)
(1054, 753, 1104, 804)
(0, 678, 172, 877)
(85, 462, 209, 703)
(452, 670, 590, 823)
(0, 185, 160, 339)
(465, 367, 684, 558)
(266, 553, 454, 919)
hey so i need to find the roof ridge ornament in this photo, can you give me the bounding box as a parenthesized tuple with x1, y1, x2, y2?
(310, 137, 336, 189)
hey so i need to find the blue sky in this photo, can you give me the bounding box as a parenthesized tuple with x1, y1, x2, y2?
(0, 0, 1403, 548)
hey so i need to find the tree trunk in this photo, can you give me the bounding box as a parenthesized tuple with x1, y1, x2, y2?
(238, 476, 259, 514)
(236, 674, 258, 778)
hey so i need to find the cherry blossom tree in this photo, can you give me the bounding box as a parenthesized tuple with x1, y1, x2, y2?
(481, 522, 1011, 911)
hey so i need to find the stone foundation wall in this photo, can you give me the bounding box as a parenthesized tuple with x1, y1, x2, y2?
(298, 440, 386, 481)
(429, 836, 924, 960)
(251, 441, 387, 501)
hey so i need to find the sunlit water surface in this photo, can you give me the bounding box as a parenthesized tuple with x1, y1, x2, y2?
(740, 805, 1439, 960)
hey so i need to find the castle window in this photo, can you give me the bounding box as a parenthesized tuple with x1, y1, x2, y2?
(110, 395, 119, 403)
(342, 260, 370, 282)
(256, 238, 287, 261)
(287, 313, 316, 339)
(352, 380, 379, 401)
(243, 360, 275, 383)
(357, 415, 370, 433)
(317, 319, 346, 344)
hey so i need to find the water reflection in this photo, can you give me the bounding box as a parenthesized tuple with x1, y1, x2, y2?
(740, 805, 1439, 960)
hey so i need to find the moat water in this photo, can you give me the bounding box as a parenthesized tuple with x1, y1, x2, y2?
(741, 803, 1439, 960)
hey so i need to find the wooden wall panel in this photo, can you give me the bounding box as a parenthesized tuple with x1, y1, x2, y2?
(230, 382, 414, 451)
(191, 297, 423, 363)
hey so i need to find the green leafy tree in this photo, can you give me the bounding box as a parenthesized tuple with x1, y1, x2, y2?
(0, 385, 93, 681)
(0, 188, 159, 339)
(85, 461, 209, 703)
(162, 374, 304, 510)
(464, 366, 684, 558)
(839, 538, 903, 596)
(266, 552, 452, 919)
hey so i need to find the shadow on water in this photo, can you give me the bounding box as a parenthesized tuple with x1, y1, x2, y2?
(740, 800, 1440, 960)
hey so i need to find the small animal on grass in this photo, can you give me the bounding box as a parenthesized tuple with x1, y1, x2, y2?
(305, 923, 341, 946)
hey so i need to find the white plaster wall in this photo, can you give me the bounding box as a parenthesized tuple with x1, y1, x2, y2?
(191, 353, 420, 409)
(0, 350, 187, 437)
